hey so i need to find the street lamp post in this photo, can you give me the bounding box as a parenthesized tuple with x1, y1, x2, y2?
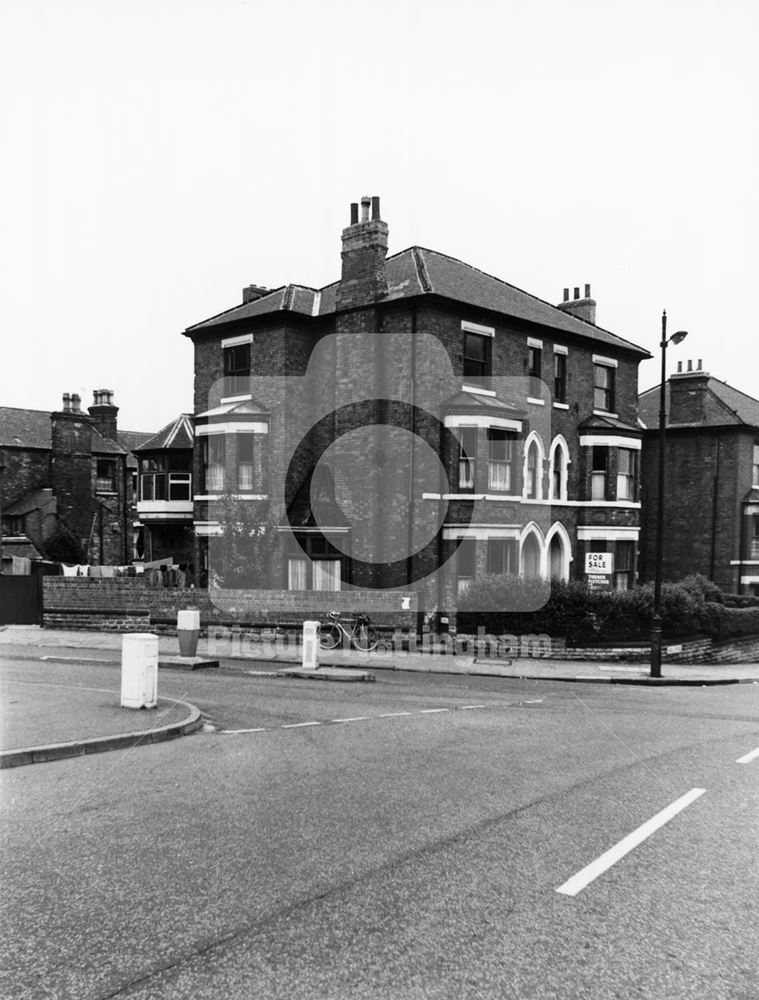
(650, 310, 688, 678)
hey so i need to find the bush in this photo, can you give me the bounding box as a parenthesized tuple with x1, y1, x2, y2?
(456, 574, 755, 645)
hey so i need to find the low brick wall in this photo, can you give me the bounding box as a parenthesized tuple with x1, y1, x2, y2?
(42, 579, 418, 634)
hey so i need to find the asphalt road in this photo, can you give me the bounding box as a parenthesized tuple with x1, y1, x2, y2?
(1, 654, 758, 999)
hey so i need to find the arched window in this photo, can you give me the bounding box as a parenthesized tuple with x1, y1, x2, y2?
(522, 432, 545, 500)
(519, 522, 545, 579)
(549, 436, 570, 501)
(545, 522, 572, 582)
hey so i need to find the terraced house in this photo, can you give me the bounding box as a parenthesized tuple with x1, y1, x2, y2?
(182, 197, 651, 612)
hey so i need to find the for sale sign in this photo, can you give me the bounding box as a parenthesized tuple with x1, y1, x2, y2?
(585, 552, 613, 591)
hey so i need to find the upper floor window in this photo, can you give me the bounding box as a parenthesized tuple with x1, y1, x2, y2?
(527, 338, 543, 398)
(203, 436, 226, 492)
(525, 441, 541, 499)
(463, 332, 491, 379)
(753, 445, 759, 486)
(223, 342, 251, 396)
(593, 361, 616, 412)
(752, 516, 759, 559)
(458, 427, 477, 491)
(140, 454, 192, 501)
(6, 515, 24, 536)
(591, 446, 609, 500)
(549, 437, 569, 500)
(95, 458, 117, 493)
(617, 448, 637, 501)
(554, 350, 567, 404)
(488, 429, 513, 492)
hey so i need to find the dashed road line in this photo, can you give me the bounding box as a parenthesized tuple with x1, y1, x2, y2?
(556, 787, 706, 897)
(736, 746, 759, 764)
(217, 704, 491, 736)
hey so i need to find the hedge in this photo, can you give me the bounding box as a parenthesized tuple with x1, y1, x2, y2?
(456, 573, 759, 645)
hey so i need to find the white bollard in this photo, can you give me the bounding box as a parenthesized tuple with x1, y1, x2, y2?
(121, 633, 159, 709)
(177, 609, 201, 657)
(302, 620, 320, 670)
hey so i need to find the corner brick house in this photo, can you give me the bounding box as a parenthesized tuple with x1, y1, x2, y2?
(639, 363, 759, 593)
(0, 391, 151, 568)
(182, 196, 651, 612)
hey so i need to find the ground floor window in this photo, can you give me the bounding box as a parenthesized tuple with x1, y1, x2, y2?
(456, 538, 476, 596)
(286, 534, 345, 591)
(487, 538, 518, 575)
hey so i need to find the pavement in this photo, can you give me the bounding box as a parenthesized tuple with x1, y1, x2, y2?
(2, 624, 758, 770)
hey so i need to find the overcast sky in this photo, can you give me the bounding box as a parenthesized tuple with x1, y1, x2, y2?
(1, 0, 756, 432)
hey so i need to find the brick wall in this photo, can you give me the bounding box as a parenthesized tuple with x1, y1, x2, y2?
(42, 578, 418, 633)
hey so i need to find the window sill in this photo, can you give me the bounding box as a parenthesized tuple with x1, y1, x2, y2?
(593, 409, 618, 419)
(527, 397, 545, 406)
(220, 394, 253, 405)
(462, 384, 496, 397)
(553, 401, 569, 410)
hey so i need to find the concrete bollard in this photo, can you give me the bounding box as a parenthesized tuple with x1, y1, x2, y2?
(177, 609, 200, 658)
(121, 633, 158, 709)
(302, 620, 320, 670)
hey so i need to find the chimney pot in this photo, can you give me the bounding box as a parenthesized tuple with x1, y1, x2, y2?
(62, 393, 71, 412)
(350, 202, 359, 225)
(371, 196, 381, 221)
(71, 393, 81, 412)
(677, 361, 683, 373)
(573, 287, 580, 300)
(697, 359, 702, 370)
(584, 283, 591, 298)
(687, 360, 693, 372)
(563, 287, 569, 302)
(360, 195, 370, 223)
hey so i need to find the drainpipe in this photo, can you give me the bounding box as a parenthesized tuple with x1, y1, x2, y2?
(407, 302, 417, 590)
(709, 435, 720, 581)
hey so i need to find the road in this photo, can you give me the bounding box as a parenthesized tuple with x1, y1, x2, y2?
(1, 652, 758, 999)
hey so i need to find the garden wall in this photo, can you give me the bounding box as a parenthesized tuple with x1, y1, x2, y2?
(42, 578, 418, 633)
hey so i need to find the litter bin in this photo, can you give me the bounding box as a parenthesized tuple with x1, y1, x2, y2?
(121, 633, 158, 709)
(177, 609, 200, 657)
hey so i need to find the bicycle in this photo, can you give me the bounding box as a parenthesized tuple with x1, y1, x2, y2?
(319, 611, 379, 652)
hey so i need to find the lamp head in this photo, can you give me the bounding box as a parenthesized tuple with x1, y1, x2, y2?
(670, 330, 688, 345)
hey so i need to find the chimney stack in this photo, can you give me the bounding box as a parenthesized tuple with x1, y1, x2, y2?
(556, 282, 597, 325)
(88, 388, 119, 441)
(337, 194, 389, 310)
(242, 284, 271, 305)
(669, 359, 711, 423)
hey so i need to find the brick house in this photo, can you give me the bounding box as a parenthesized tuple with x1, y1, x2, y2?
(639, 362, 759, 593)
(0, 391, 151, 568)
(182, 196, 651, 611)
(133, 413, 194, 569)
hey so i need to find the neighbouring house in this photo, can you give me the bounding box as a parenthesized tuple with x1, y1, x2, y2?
(0, 390, 152, 569)
(639, 361, 759, 594)
(134, 413, 194, 570)
(181, 195, 651, 612)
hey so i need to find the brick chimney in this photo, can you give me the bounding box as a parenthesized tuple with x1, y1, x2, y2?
(51, 393, 95, 554)
(242, 284, 270, 304)
(88, 389, 119, 441)
(669, 360, 710, 424)
(556, 283, 596, 325)
(336, 195, 389, 310)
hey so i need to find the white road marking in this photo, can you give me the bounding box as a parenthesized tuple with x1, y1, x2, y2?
(736, 746, 759, 764)
(332, 716, 370, 723)
(460, 705, 486, 710)
(556, 787, 706, 897)
(523, 699, 544, 704)
(41, 655, 108, 663)
(378, 712, 413, 718)
(419, 708, 449, 714)
(282, 721, 321, 729)
(221, 728, 268, 735)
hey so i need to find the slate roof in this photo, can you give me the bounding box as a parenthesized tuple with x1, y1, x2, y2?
(0, 407, 52, 449)
(443, 390, 527, 421)
(579, 413, 642, 435)
(639, 376, 759, 429)
(0, 406, 159, 464)
(185, 247, 650, 359)
(135, 414, 194, 452)
(4, 487, 55, 516)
